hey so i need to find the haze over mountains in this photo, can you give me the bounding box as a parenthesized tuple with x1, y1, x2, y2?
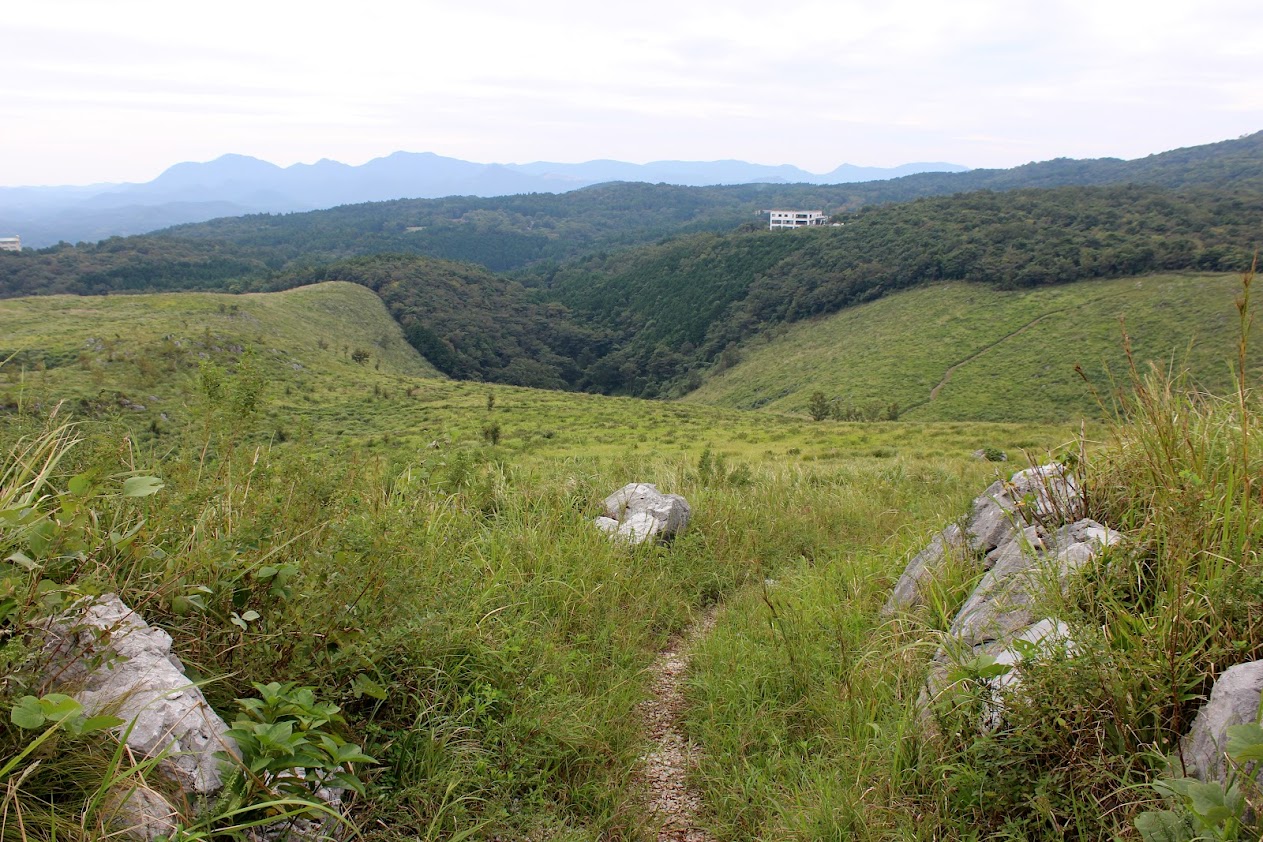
(0, 152, 967, 247)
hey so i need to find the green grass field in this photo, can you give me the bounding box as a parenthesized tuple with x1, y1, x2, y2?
(0, 283, 1068, 463)
(1, 278, 1258, 841)
(686, 273, 1262, 421)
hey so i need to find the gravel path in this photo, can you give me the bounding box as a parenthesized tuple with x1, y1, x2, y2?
(638, 606, 719, 842)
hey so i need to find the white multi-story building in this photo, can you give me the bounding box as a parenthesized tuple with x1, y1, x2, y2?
(0, 236, 19, 252)
(766, 210, 827, 230)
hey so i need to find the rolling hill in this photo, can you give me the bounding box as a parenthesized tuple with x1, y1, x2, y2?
(0, 153, 968, 248)
(0, 282, 1069, 462)
(0, 282, 437, 431)
(683, 273, 1262, 422)
(4, 185, 1260, 402)
(2, 259, 1259, 842)
(543, 186, 1262, 397)
(151, 130, 1263, 273)
(2, 134, 1261, 406)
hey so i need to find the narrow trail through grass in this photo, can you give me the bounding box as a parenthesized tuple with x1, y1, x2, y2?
(639, 604, 721, 842)
(924, 293, 1122, 403)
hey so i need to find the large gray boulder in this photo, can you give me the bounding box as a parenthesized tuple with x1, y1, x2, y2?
(100, 786, 181, 842)
(1178, 660, 1263, 784)
(920, 517, 1118, 730)
(42, 594, 236, 797)
(948, 519, 1119, 649)
(597, 483, 691, 546)
(977, 618, 1078, 730)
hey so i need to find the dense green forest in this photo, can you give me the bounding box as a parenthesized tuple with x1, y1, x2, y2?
(270, 255, 606, 386)
(3, 131, 1259, 287)
(146, 128, 1263, 272)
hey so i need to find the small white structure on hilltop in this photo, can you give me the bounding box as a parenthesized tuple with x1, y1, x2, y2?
(766, 210, 827, 230)
(0, 236, 19, 252)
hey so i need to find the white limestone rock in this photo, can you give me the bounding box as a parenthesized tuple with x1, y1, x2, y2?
(1004, 463, 1084, 528)
(596, 483, 691, 546)
(883, 524, 970, 615)
(991, 619, 1078, 688)
(964, 464, 1085, 555)
(967, 479, 1019, 555)
(617, 511, 664, 544)
(101, 785, 181, 842)
(948, 519, 1115, 650)
(920, 517, 1118, 730)
(42, 594, 237, 797)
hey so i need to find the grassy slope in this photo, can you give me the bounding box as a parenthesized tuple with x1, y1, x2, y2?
(0, 287, 1079, 841)
(0, 281, 438, 429)
(0, 280, 436, 382)
(685, 272, 1262, 421)
(0, 285, 1069, 463)
(6, 278, 1256, 840)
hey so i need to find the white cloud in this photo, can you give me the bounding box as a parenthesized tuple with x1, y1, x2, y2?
(2, 0, 1261, 184)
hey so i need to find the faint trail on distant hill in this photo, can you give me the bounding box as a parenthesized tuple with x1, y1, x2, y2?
(927, 294, 1124, 402)
(638, 605, 720, 842)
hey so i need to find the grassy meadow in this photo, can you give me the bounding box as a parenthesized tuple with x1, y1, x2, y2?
(686, 273, 1263, 422)
(1, 277, 1260, 841)
(0, 282, 1065, 464)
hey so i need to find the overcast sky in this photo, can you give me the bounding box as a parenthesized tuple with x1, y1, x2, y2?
(3, 0, 1261, 187)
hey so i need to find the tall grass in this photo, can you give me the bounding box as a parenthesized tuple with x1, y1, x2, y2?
(2, 399, 1019, 840)
(683, 269, 1263, 840)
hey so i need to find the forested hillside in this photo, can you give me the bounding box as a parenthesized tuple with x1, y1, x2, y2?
(539, 185, 1262, 396)
(271, 255, 605, 387)
(140, 130, 1263, 272)
(3, 132, 1260, 283)
(155, 182, 843, 270)
(3, 185, 1260, 399)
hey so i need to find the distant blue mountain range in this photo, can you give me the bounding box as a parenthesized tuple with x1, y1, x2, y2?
(0, 152, 967, 247)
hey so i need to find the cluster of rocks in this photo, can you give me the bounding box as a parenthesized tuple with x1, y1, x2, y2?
(39, 594, 343, 841)
(885, 464, 1120, 728)
(887, 463, 1263, 790)
(595, 483, 691, 546)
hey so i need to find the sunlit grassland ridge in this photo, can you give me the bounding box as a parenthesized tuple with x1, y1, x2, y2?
(0, 281, 437, 411)
(686, 272, 1263, 422)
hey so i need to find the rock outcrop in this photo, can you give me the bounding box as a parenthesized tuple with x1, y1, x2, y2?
(945, 518, 1119, 652)
(882, 524, 970, 616)
(1177, 660, 1263, 784)
(884, 462, 1092, 616)
(42, 594, 236, 797)
(887, 463, 1121, 730)
(595, 483, 691, 546)
(39, 594, 351, 840)
(101, 786, 182, 842)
